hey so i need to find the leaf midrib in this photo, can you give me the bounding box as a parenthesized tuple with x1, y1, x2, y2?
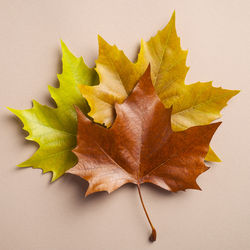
(172, 92, 227, 117)
(24, 117, 75, 137)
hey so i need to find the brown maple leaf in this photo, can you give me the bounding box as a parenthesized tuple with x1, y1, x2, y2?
(67, 66, 221, 241)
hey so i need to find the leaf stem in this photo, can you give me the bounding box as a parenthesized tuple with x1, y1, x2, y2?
(137, 184, 157, 242)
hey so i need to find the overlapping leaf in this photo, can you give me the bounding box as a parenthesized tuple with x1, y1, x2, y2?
(69, 66, 220, 195)
(8, 13, 239, 242)
(138, 13, 239, 161)
(69, 67, 222, 241)
(79, 12, 239, 161)
(9, 12, 238, 181)
(8, 42, 98, 181)
(79, 36, 145, 126)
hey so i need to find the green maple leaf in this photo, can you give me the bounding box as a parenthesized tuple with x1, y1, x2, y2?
(8, 41, 98, 181)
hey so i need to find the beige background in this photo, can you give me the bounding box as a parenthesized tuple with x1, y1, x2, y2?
(0, 0, 250, 249)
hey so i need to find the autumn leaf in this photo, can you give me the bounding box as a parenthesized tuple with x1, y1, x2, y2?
(138, 12, 239, 161)
(78, 35, 144, 126)
(67, 67, 221, 241)
(79, 12, 238, 162)
(8, 41, 98, 181)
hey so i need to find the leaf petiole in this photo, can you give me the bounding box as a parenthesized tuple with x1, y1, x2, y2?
(137, 184, 156, 242)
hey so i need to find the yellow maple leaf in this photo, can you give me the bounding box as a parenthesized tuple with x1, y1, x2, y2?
(138, 12, 239, 161)
(79, 36, 144, 126)
(79, 12, 239, 161)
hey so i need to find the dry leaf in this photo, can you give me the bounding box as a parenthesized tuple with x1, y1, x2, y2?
(68, 67, 221, 241)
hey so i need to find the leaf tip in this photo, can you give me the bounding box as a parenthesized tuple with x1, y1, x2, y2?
(172, 10, 176, 18)
(17, 163, 26, 168)
(233, 89, 241, 96)
(6, 106, 14, 113)
(31, 99, 38, 107)
(51, 172, 61, 182)
(85, 188, 92, 198)
(97, 34, 105, 43)
(216, 158, 222, 162)
(7, 106, 20, 116)
(170, 10, 176, 23)
(60, 40, 74, 58)
(60, 39, 66, 49)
